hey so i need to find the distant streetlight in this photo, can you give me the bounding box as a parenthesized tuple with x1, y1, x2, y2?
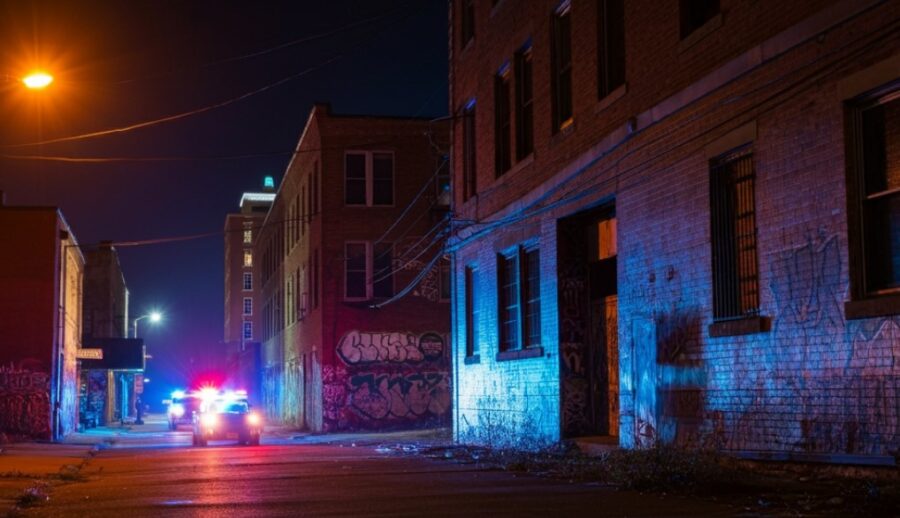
(22, 71, 53, 90)
(133, 311, 163, 338)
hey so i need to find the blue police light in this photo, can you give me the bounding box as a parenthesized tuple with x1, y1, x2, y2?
(263, 176, 275, 189)
(171, 390, 186, 399)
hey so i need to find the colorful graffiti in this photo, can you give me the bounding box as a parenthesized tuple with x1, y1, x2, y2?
(336, 330, 444, 365)
(0, 363, 51, 438)
(349, 372, 449, 419)
(326, 331, 450, 431)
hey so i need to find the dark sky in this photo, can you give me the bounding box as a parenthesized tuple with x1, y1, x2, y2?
(0, 0, 448, 407)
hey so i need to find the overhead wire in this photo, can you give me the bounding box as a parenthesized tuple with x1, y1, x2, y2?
(0, 3, 422, 150)
(448, 15, 900, 250)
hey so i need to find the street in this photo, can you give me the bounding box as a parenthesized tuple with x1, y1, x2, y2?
(8, 417, 733, 517)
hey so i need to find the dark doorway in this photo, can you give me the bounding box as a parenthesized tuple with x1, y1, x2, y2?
(559, 205, 619, 438)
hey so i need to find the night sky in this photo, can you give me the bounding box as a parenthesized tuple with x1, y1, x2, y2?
(0, 0, 448, 409)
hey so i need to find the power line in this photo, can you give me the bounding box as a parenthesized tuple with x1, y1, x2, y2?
(0, 56, 341, 149)
(1, 4, 420, 150)
(449, 17, 899, 250)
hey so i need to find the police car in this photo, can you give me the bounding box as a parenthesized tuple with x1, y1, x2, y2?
(166, 390, 202, 430)
(192, 390, 263, 446)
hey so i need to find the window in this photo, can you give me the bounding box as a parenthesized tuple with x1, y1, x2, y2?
(312, 249, 320, 309)
(680, 0, 719, 39)
(495, 66, 512, 176)
(312, 161, 320, 216)
(463, 102, 477, 200)
(243, 230, 252, 244)
(551, 1, 573, 132)
(439, 256, 451, 301)
(243, 297, 253, 316)
(461, 0, 475, 47)
(373, 242, 394, 298)
(373, 153, 394, 205)
(848, 84, 900, 301)
(465, 266, 479, 358)
(710, 148, 759, 321)
(345, 243, 368, 299)
(345, 151, 394, 206)
(498, 244, 541, 351)
(522, 248, 541, 347)
(242, 322, 252, 340)
(345, 242, 393, 300)
(515, 44, 534, 160)
(243, 251, 253, 267)
(243, 272, 252, 291)
(597, 0, 625, 99)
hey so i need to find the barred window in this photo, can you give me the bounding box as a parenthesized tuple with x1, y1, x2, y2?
(710, 148, 759, 320)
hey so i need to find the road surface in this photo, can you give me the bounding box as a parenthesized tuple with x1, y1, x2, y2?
(18, 419, 732, 517)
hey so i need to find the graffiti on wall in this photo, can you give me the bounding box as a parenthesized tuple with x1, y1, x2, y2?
(392, 238, 445, 302)
(337, 331, 444, 365)
(0, 363, 51, 438)
(769, 230, 844, 330)
(325, 331, 450, 431)
(349, 372, 450, 420)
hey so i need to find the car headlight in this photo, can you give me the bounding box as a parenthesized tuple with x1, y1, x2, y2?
(170, 404, 185, 417)
(201, 413, 217, 428)
(246, 413, 261, 426)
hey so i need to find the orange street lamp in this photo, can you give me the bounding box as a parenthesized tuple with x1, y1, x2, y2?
(22, 71, 53, 90)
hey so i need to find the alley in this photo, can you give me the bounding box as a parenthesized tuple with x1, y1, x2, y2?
(10, 420, 733, 517)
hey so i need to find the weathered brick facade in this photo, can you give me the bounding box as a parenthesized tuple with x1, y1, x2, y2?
(254, 104, 451, 432)
(0, 202, 83, 440)
(449, 0, 900, 463)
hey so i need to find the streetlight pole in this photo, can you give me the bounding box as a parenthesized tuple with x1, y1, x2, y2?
(132, 311, 162, 338)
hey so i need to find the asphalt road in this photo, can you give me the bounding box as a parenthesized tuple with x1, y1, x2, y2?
(19, 423, 733, 517)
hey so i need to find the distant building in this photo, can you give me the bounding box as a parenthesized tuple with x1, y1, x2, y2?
(449, 0, 900, 464)
(80, 241, 130, 426)
(252, 103, 451, 431)
(0, 193, 83, 440)
(223, 179, 275, 401)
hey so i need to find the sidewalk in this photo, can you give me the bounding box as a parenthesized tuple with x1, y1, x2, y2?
(0, 441, 98, 513)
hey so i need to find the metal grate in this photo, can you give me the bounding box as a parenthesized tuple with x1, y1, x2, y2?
(710, 149, 759, 320)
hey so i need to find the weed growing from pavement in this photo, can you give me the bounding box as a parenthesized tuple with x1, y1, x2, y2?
(14, 485, 49, 508)
(431, 442, 900, 516)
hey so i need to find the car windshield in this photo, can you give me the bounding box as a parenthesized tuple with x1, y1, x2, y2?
(212, 401, 248, 414)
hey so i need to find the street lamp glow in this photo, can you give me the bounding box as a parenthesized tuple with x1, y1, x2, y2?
(133, 311, 164, 338)
(22, 71, 53, 90)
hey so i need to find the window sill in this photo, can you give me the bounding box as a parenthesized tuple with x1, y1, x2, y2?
(463, 354, 481, 365)
(550, 119, 576, 147)
(845, 293, 900, 320)
(708, 316, 770, 338)
(496, 346, 544, 362)
(595, 83, 627, 115)
(678, 12, 723, 53)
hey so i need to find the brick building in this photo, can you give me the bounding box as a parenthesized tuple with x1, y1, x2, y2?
(253, 103, 451, 432)
(0, 194, 83, 440)
(448, 0, 900, 464)
(223, 180, 275, 400)
(80, 241, 130, 426)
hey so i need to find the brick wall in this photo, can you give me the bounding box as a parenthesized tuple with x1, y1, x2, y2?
(256, 106, 452, 432)
(450, 0, 900, 461)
